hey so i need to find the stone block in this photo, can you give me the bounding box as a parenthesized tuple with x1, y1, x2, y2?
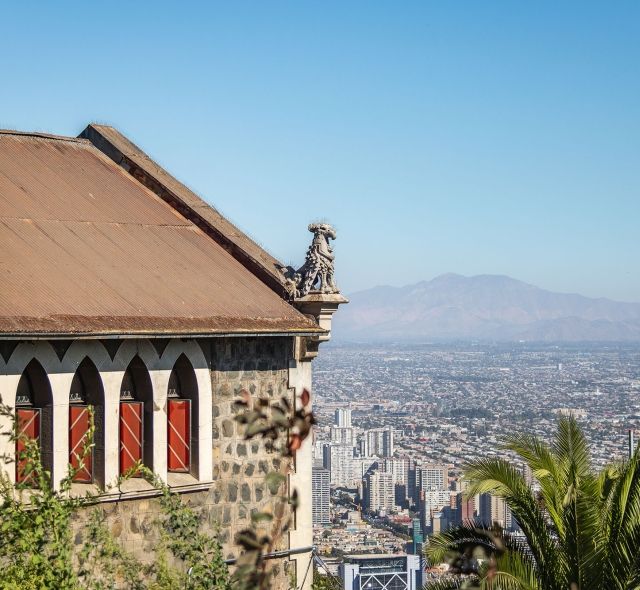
(222, 419, 235, 438)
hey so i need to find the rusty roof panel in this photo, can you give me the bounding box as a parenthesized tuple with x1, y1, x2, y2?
(0, 131, 320, 336)
(80, 124, 291, 297)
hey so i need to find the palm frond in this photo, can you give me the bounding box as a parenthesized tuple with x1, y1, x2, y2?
(501, 432, 566, 535)
(601, 442, 640, 589)
(425, 523, 500, 565)
(559, 471, 603, 590)
(463, 458, 563, 589)
(487, 549, 541, 590)
(552, 416, 592, 481)
(429, 418, 640, 590)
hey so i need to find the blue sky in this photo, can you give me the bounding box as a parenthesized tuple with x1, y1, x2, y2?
(1, 1, 638, 301)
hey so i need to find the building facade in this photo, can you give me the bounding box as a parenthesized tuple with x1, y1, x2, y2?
(324, 443, 355, 487)
(339, 554, 422, 590)
(363, 470, 395, 514)
(479, 493, 513, 530)
(334, 408, 352, 428)
(416, 464, 449, 492)
(0, 125, 347, 588)
(331, 426, 355, 445)
(363, 427, 395, 458)
(312, 467, 331, 526)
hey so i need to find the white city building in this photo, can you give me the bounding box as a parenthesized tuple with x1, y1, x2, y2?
(363, 470, 395, 513)
(334, 408, 352, 428)
(312, 467, 331, 526)
(324, 443, 355, 487)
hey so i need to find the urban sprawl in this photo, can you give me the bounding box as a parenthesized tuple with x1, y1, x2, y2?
(311, 342, 640, 582)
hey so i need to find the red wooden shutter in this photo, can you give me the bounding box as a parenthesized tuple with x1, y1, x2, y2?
(16, 408, 40, 484)
(119, 401, 143, 475)
(167, 399, 190, 473)
(69, 405, 92, 483)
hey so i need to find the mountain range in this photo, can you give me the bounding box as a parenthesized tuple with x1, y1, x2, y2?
(333, 274, 640, 342)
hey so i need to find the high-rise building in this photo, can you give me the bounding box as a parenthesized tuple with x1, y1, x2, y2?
(455, 491, 476, 525)
(408, 462, 417, 504)
(330, 426, 355, 445)
(383, 429, 395, 457)
(478, 493, 512, 530)
(519, 462, 535, 488)
(383, 457, 410, 486)
(408, 519, 423, 555)
(334, 408, 352, 428)
(363, 470, 395, 513)
(364, 427, 395, 458)
(312, 437, 325, 467)
(419, 489, 453, 532)
(312, 467, 330, 526)
(356, 437, 368, 457)
(356, 456, 379, 480)
(324, 444, 355, 487)
(382, 457, 411, 506)
(416, 464, 448, 493)
(431, 511, 446, 534)
(629, 429, 638, 460)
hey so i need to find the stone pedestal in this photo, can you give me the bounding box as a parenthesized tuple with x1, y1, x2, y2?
(293, 293, 349, 359)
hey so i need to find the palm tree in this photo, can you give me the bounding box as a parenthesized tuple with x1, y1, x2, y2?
(424, 417, 640, 589)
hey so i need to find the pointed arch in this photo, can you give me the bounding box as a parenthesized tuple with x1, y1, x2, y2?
(119, 356, 154, 475)
(167, 354, 199, 476)
(15, 359, 53, 484)
(69, 358, 105, 486)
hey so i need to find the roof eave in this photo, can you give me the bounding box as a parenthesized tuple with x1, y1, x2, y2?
(0, 328, 325, 340)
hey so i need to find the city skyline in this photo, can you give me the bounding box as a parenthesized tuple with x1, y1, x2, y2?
(1, 2, 638, 301)
(311, 341, 640, 575)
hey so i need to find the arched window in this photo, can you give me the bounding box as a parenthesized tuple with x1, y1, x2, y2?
(69, 358, 105, 485)
(167, 355, 199, 476)
(119, 357, 153, 476)
(15, 360, 53, 485)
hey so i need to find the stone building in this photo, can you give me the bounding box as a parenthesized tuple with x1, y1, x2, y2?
(0, 125, 346, 588)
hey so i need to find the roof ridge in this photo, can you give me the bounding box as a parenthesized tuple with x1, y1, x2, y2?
(0, 129, 89, 144)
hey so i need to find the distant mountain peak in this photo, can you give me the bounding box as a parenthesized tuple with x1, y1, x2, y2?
(336, 274, 640, 343)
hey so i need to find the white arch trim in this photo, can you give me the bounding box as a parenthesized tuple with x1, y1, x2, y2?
(0, 338, 213, 491)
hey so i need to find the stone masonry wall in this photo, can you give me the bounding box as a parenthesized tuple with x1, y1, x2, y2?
(208, 336, 295, 561)
(73, 336, 296, 588)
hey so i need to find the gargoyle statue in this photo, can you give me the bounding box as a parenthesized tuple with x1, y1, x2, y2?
(286, 223, 340, 298)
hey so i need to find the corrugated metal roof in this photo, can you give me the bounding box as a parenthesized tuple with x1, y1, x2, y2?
(0, 131, 320, 336)
(80, 124, 293, 298)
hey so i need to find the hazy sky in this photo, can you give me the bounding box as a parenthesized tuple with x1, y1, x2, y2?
(1, 2, 638, 301)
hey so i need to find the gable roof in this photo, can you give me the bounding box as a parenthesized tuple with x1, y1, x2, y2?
(0, 128, 320, 337)
(80, 124, 291, 298)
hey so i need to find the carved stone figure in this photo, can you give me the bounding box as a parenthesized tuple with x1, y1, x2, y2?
(287, 223, 339, 298)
